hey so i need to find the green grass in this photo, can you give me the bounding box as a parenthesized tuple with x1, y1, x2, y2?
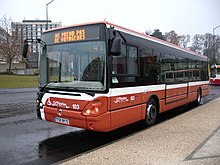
(0, 75, 38, 88)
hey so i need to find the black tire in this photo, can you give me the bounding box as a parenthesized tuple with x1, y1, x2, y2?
(145, 98, 158, 126)
(195, 88, 202, 106)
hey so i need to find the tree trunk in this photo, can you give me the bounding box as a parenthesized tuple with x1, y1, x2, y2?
(8, 58, 12, 74)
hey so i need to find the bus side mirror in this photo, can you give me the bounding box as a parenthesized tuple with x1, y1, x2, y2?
(110, 37, 122, 56)
(22, 39, 46, 59)
(23, 41, 28, 58)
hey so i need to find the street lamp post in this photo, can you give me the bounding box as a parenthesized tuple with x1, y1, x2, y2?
(46, 0, 54, 30)
(213, 25, 220, 36)
(213, 25, 220, 64)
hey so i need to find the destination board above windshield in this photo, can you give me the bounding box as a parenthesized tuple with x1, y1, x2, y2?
(44, 25, 100, 44)
(54, 29, 86, 43)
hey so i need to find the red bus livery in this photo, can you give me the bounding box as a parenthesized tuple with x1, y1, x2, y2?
(25, 22, 209, 132)
(210, 64, 220, 85)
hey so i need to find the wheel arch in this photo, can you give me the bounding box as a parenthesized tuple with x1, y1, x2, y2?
(198, 87, 202, 95)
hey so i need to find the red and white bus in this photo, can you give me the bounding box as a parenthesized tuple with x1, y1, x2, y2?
(24, 21, 209, 132)
(210, 64, 220, 85)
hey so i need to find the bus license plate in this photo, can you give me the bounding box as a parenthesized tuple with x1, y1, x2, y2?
(54, 117, 69, 125)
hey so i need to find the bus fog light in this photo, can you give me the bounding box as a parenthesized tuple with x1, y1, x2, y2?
(95, 107, 99, 113)
(86, 109, 91, 115)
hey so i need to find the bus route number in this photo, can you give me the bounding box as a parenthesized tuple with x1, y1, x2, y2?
(72, 104, 80, 110)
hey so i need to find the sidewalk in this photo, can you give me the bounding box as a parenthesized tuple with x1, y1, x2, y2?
(58, 97, 220, 165)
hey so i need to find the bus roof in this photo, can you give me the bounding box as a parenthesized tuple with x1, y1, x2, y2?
(44, 21, 207, 60)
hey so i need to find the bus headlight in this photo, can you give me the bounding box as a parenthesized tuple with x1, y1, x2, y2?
(82, 97, 107, 117)
(36, 98, 43, 108)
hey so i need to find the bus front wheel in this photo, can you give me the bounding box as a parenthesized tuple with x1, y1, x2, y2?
(145, 98, 158, 126)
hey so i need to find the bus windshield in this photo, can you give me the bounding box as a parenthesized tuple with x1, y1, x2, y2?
(40, 41, 106, 91)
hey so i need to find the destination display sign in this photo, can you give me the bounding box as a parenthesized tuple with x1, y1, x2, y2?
(54, 29, 86, 43)
(43, 25, 100, 45)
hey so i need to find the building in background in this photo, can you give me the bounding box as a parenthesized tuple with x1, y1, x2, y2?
(0, 26, 8, 43)
(11, 20, 61, 69)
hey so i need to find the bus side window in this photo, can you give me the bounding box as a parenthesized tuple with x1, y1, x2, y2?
(127, 46, 138, 75)
(112, 44, 126, 75)
(112, 44, 138, 84)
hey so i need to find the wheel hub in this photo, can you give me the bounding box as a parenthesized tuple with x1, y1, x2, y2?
(147, 104, 156, 120)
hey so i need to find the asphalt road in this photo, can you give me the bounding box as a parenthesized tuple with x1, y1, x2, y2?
(0, 85, 220, 165)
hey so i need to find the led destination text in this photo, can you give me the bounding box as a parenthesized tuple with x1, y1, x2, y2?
(54, 29, 86, 43)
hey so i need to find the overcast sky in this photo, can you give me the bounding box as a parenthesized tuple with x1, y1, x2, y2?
(0, 0, 220, 36)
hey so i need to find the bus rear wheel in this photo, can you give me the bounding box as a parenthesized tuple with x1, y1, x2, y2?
(145, 98, 158, 126)
(195, 88, 202, 106)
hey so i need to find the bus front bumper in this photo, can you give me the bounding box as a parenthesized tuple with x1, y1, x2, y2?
(40, 106, 111, 132)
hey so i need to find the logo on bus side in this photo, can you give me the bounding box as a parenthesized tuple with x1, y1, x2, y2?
(47, 98, 70, 108)
(114, 96, 135, 104)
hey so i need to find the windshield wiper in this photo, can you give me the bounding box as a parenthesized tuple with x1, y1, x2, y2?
(40, 82, 95, 97)
(64, 87, 95, 97)
(40, 81, 58, 92)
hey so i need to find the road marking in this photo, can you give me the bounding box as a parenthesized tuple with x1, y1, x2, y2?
(186, 125, 220, 160)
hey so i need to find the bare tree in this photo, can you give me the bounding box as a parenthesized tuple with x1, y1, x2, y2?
(164, 30, 181, 45)
(203, 33, 220, 65)
(189, 34, 204, 54)
(0, 15, 21, 73)
(203, 33, 214, 63)
(179, 34, 190, 48)
(216, 36, 220, 63)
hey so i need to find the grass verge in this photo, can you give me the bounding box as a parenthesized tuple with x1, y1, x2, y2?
(0, 75, 38, 88)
